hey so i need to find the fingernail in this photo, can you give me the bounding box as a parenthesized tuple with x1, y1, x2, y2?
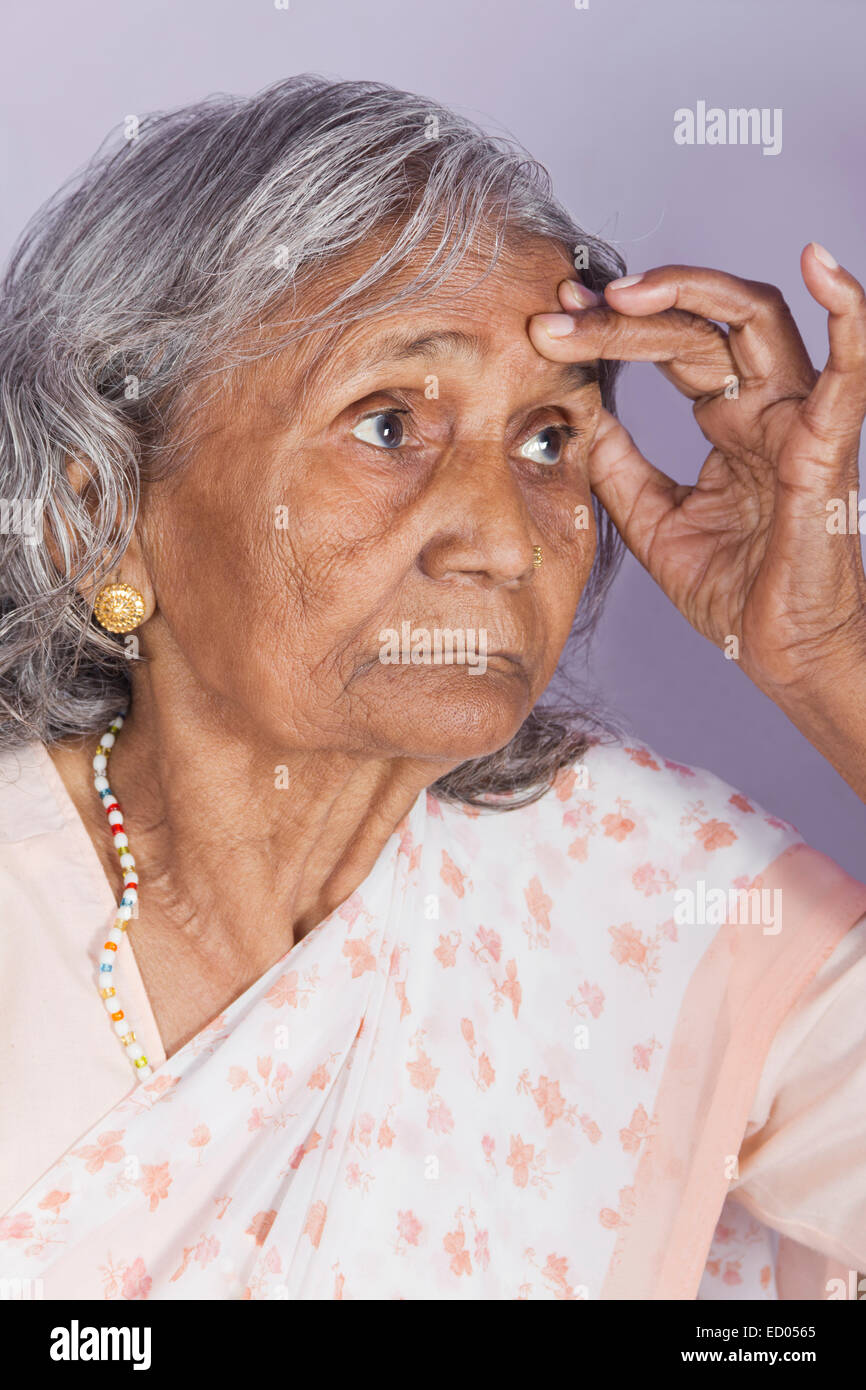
(606, 273, 645, 290)
(533, 313, 576, 339)
(812, 242, 839, 270)
(560, 279, 601, 309)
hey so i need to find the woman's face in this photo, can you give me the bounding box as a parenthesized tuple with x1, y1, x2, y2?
(136, 236, 602, 768)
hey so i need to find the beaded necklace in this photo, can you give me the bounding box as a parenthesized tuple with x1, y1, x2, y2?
(92, 712, 152, 1081)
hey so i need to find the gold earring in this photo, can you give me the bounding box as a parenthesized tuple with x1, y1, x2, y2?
(93, 582, 146, 633)
(532, 546, 543, 568)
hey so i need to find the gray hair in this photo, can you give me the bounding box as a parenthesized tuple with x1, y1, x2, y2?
(0, 74, 626, 807)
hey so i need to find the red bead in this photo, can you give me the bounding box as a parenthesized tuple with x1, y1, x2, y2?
(104, 801, 120, 815)
(110, 824, 125, 836)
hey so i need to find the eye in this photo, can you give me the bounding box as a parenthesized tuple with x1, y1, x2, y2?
(518, 424, 577, 467)
(351, 409, 408, 450)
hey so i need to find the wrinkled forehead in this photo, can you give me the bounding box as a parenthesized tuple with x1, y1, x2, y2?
(261, 230, 584, 400)
(182, 229, 592, 445)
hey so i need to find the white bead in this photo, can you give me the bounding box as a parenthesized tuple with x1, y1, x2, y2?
(94, 775, 109, 793)
(101, 732, 115, 748)
(92, 754, 108, 772)
(136, 1065, 152, 1081)
(117, 904, 133, 922)
(122, 887, 138, 903)
(113, 1018, 130, 1036)
(99, 948, 117, 966)
(103, 993, 120, 1012)
(113, 832, 129, 848)
(112, 714, 125, 728)
(107, 810, 123, 826)
(119, 853, 135, 869)
(106, 926, 123, 945)
(126, 1042, 144, 1061)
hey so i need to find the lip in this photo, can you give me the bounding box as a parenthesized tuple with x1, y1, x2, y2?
(357, 650, 527, 676)
(347, 643, 529, 684)
(481, 650, 530, 684)
(485, 650, 525, 670)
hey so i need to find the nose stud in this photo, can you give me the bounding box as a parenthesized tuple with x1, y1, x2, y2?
(532, 546, 543, 568)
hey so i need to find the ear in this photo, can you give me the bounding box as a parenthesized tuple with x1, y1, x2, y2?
(46, 455, 157, 622)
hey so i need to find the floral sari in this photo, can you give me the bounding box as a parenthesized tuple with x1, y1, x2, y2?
(1, 740, 864, 1300)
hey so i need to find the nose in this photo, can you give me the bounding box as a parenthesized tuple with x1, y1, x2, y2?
(417, 443, 539, 589)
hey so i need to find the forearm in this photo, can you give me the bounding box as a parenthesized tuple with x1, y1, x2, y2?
(769, 660, 866, 808)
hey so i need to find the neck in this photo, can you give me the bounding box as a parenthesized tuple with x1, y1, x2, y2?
(50, 673, 443, 969)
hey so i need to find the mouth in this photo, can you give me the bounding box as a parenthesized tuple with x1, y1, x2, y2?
(349, 648, 527, 679)
(484, 650, 526, 672)
(369, 651, 526, 673)
(346, 630, 531, 687)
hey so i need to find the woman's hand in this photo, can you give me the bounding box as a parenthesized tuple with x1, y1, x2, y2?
(528, 245, 866, 799)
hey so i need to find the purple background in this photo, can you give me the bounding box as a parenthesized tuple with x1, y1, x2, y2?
(2, 0, 864, 873)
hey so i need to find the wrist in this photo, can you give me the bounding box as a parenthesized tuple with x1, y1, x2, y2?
(759, 630, 866, 802)
(754, 613, 866, 711)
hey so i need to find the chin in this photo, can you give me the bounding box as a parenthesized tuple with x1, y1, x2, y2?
(359, 662, 534, 763)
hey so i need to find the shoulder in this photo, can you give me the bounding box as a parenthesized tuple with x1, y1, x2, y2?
(0, 742, 74, 1003)
(430, 736, 805, 889)
(0, 741, 73, 916)
(576, 737, 801, 853)
(0, 741, 66, 845)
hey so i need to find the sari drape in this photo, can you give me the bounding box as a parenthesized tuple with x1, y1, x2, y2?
(1, 740, 864, 1299)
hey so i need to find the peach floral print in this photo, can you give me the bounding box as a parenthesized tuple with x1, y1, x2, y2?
(633, 1037, 662, 1071)
(631, 862, 677, 896)
(406, 1045, 439, 1093)
(491, 959, 522, 1018)
(188, 1125, 211, 1165)
(71, 1130, 125, 1174)
(139, 1162, 172, 1213)
(569, 981, 605, 1019)
(98, 1253, 153, 1301)
(303, 1201, 327, 1249)
(0, 736, 837, 1302)
(681, 801, 738, 852)
(265, 966, 320, 1010)
(602, 801, 636, 841)
(441, 850, 471, 898)
(395, 1209, 422, 1253)
(618, 1104, 652, 1156)
(471, 925, 502, 964)
(524, 876, 553, 940)
(624, 747, 661, 771)
(434, 931, 461, 968)
(342, 932, 377, 978)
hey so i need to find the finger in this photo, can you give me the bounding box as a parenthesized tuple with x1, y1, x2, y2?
(601, 264, 815, 388)
(529, 302, 733, 373)
(587, 407, 688, 572)
(558, 279, 603, 311)
(529, 301, 739, 404)
(798, 243, 866, 446)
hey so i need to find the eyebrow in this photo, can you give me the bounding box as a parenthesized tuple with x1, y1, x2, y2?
(359, 327, 599, 395)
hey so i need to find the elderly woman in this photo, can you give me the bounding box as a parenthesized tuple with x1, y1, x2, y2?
(1, 76, 865, 1303)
